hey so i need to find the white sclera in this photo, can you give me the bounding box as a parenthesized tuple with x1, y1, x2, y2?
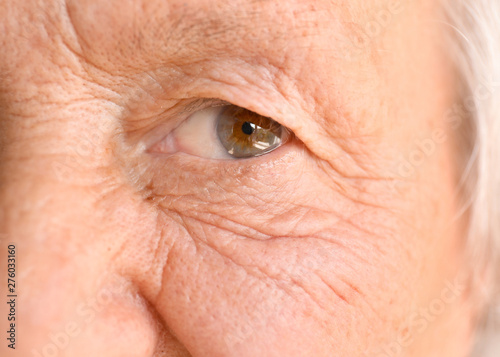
(171, 106, 233, 159)
(159, 105, 287, 160)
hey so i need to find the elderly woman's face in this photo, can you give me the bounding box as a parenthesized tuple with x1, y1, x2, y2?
(0, 0, 475, 356)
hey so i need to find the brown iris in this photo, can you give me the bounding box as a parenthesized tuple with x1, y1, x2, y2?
(216, 105, 288, 158)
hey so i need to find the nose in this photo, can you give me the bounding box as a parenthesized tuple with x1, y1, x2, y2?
(0, 99, 165, 357)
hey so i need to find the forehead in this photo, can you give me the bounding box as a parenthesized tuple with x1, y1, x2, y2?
(63, 0, 379, 71)
(1, 0, 447, 162)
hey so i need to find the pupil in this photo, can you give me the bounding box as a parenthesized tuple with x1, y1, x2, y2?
(241, 121, 255, 135)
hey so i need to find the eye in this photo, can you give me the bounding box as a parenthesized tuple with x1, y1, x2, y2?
(151, 104, 290, 159)
(216, 106, 289, 158)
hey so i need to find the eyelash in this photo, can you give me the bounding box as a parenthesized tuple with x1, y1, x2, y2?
(149, 99, 291, 160)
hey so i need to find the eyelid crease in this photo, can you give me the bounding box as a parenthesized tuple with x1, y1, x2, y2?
(180, 98, 230, 115)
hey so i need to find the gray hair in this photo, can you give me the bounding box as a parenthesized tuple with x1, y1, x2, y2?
(443, 0, 500, 355)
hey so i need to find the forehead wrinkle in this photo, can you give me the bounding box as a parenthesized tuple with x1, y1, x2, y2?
(64, 0, 362, 78)
(144, 0, 353, 66)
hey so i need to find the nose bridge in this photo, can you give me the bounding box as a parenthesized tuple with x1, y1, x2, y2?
(0, 102, 163, 355)
(0, 100, 115, 231)
(0, 0, 132, 244)
(0, 113, 122, 315)
(0, 57, 160, 270)
(0, 84, 163, 263)
(0, 83, 130, 256)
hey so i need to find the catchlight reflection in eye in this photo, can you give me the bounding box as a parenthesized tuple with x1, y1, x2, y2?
(217, 106, 289, 158)
(153, 104, 290, 160)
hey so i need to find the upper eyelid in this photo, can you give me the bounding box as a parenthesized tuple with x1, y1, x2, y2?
(178, 99, 295, 145)
(180, 98, 230, 115)
(153, 98, 228, 135)
(185, 100, 294, 136)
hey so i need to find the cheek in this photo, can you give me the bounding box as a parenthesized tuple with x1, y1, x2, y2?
(114, 146, 445, 356)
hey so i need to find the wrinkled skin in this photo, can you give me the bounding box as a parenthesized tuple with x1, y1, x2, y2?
(0, 0, 476, 356)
